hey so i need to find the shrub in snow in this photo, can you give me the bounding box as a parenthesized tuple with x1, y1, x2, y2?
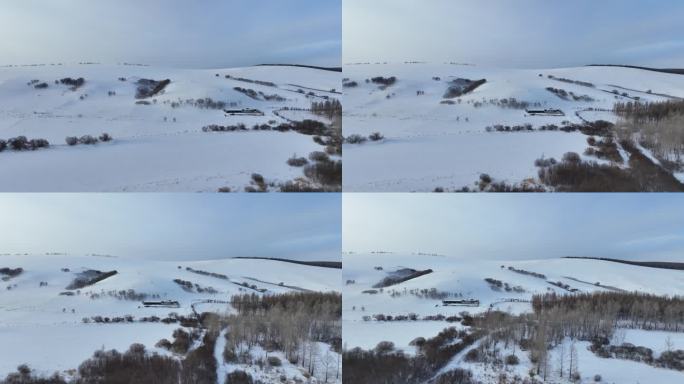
(65, 136, 78, 146)
(435, 369, 475, 384)
(345, 134, 367, 144)
(375, 341, 395, 355)
(505, 354, 519, 365)
(369, 132, 384, 141)
(370, 76, 397, 86)
(155, 339, 172, 350)
(29, 138, 49, 150)
(304, 160, 342, 187)
(1, 136, 48, 151)
(464, 348, 480, 362)
(251, 173, 265, 185)
(171, 328, 192, 354)
(79, 135, 98, 145)
(287, 156, 308, 167)
(226, 370, 253, 384)
(223, 347, 238, 363)
(8, 136, 28, 150)
(99, 133, 112, 142)
(59, 77, 85, 90)
(267, 356, 281, 367)
(308, 151, 330, 162)
(594, 374, 602, 382)
(563, 152, 582, 164)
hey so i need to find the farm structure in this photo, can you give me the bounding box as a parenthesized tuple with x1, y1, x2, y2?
(223, 108, 264, 116)
(525, 108, 565, 116)
(442, 299, 480, 307)
(142, 300, 180, 308)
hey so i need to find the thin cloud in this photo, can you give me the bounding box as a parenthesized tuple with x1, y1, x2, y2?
(344, 0, 684, 68)
(0, 0, 341, 68)
(343, 194, 684, 262)
(0, 194, 341, 261)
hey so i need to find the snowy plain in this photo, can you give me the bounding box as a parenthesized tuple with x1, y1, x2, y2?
(343, 252, 684, 383)
(342, 63, 684, 191)
(0, 253, 341, 378)
(0, 63, 340, 191)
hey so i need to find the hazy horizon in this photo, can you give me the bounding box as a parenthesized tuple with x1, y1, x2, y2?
(0, 194, 341, 261)
(0, 0, 341, 68)
(343, 194, 684, 262)
(344, 0, 684, 69)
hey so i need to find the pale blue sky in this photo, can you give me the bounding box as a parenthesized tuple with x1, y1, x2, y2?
(344, 194, 684, 261)
(0, 0, 341, 68)
(344, 0, 684, 68)
(0, 194, 341, 261)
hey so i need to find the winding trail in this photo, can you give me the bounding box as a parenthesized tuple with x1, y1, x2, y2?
(215, 328, 228, 384)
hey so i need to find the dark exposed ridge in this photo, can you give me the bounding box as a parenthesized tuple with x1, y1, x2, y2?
(563, 256, 684, 270)
(373, 268, 434, 288)
(232, 257, 341, 269)
(587, 64, 684, 75)
(256, 64, 342, 72)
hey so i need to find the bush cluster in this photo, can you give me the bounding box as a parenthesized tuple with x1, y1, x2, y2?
(0, 136, 49, 152)
(65, 133, 112, 146)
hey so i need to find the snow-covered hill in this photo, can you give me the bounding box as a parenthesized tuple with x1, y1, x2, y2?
(342, 63, 684, 191)
(343, 252, 684, 383)
(0, 253, 341, 378)
(0, 63, 340, 191)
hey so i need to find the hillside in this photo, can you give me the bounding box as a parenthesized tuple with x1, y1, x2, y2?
(0, 253, 341, 382)
(343, 252, 684, 384)
(342, 63, 684, 192)
(0, 63, 341, 192)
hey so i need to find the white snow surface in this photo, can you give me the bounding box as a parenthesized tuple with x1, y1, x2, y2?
(0, 64, 340, 191)
(342, 63, 684, 191)
(0, 253, 340, 377)
(218, 341, 341, 384)
(343, 252, 684, 352)
(452, 337, 684, 384)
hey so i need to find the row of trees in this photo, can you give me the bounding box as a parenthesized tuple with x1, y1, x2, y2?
(615, 99, 684, 170)
(615, 100, 684, 122)
(224, 292, 341, 382)
(532, 291, 684, 332)
(343, 327, 480, 384)
(311, 99, 342, 120)
(345, 291, 683, 383)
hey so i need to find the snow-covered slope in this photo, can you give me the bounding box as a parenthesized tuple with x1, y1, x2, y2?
(0, 63, 340, 191)
(343, 63, 684, 191)
(0, 253, 340, 377)
(343, 252, 684, 351)
(344, 252, 684, 383)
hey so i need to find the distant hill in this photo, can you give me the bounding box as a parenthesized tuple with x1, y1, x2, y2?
(563, 256, 684, 270)
(256, 64, 342, 72)
(232, 256, 342, 269)
(588, 64, 684, 75)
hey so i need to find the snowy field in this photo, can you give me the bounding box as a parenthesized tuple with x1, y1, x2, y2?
(0, 63, 340, 191)
(342, 63, 684, 191)
(343, 252, 684, 382)
(0, 253, 340, 377)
